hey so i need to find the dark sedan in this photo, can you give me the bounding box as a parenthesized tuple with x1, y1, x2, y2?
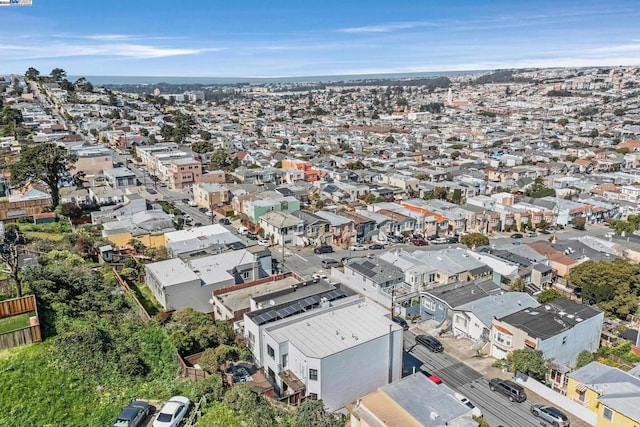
(368, 243, 385, 250)
(112, 401, 151, 427)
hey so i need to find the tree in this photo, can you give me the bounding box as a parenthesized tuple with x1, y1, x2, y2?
(192, 140, 213, 154)
(0, 228, 27, 297)
(59, 202, 82, 219)
(526, 177, 556, 198)
(295, 399, 343, 427)
(49, 68, 67, 82)
(460, 233, 489, 248)
(575, 350, 594, 369)
(223, 385, 276, 427)
(569, 259, 640, 318)
(536, 288, 564, 304)
(572, 216, 586, 230)
(507, 348, 547, 380)
(196, 402, 244, 427)
(10, 144, 78, 208)
(127, 238, 147, 254)
(24, 67, 40, 81)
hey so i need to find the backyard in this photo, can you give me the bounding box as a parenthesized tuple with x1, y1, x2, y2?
(0, 312, 35, 334)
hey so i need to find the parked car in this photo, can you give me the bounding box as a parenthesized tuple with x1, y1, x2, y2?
(433, 237, 448, 244)
(321, 258, 341, 268)
(526, 232, 537, 237)
(312, 272, 328, 280)
(257, 240, 271, 247)
(391, 316, 409, 330)
(411, 238, 427, 246)
(368, 243, 385, 250)
(187, 200, 197, 207)
(350, 244, 367, 251)
(218, 218, 231, 225)
(446, 236, 459, 244)
(530, 404, 570, 426)
(488, 378, 527, 402)
(246, 232, 258, 241)
(510, 233, 523, 239)
(198, 207, 208, 213)
(415, 335, 444, 352)
(112, 401, 151, 427)
(314, 245, 334, 254)
(454, 393, 482, 418)
(388, 235, 405, 243)
(236, 226, 248, 235)
(152, 396, 191, 427)
(419, 370, 442, 384)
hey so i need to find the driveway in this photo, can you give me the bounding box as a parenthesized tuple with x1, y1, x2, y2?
(405, 330, 592, 427)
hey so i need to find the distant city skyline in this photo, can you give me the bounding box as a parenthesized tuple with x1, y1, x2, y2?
(1, 0, 640, 77)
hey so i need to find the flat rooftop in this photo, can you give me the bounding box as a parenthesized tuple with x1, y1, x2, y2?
(266, 299, 401, 359)
(217, 276, 301, 312)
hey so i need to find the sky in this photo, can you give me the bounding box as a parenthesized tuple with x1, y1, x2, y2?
(1, 0, 640, 77)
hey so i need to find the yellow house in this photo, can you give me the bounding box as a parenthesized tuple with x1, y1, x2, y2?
(101, 211, 175, 249)
(566, 361, 640, 427)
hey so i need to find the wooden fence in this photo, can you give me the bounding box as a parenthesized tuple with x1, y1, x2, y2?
(0, 295, 42, 351)
(0, 294, 37, 318)
(177, 351, 210, 381)
(112, 267, 151, 321)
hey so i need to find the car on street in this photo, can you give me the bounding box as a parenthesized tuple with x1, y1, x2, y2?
(411, 238, 427, 246)
(246, 232, 259, 240)
(152, 396, 191, 427)
(415, 335, 444, 352)
(510, 233, 523, 239)
(312, 272, 328, 280)
(368, 243, 385, 250)
(488, 378, 527, 402)
(314, 245, 334, 254)
(388, 235, 405, 243)
(198, 207, 208, 213)
(433, 237, 448, 244)
(187, 200, 197, 207)
(391, 316, 409, 330)
(350, 244, 367, 251)
(526, 232, 537, 237)
(321, 258, 341, 268)
(112, 400, 152, 427)
(257, 240, 271, 247)
(218, 218, 231, 225)
(530, 404, 570, 426)
(419, 370, 443, 384)
(454, 393, 482, 418)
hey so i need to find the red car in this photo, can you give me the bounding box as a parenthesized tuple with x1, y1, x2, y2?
(411, 238, 427, 246)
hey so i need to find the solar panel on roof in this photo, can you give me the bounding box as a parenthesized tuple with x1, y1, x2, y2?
(361, 260, 377, 270)
(351, 263, 377, 278)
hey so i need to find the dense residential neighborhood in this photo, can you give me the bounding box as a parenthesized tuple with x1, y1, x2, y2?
(2, 66, 640, 426)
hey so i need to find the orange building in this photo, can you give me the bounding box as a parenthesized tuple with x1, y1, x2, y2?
(281, 159, 318, 182)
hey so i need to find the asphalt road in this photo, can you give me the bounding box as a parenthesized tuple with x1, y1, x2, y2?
(404, 331, 552, 427)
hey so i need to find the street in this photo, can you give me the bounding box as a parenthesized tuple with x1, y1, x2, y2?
(404, 331, 590, 427)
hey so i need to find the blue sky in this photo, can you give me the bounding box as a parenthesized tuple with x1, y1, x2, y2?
(1, 0, 640, 77)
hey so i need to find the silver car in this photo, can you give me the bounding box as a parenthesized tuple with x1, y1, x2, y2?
(530, 404, 570, 427)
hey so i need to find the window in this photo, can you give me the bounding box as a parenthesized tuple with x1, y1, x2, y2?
(494, 331, 512, 347)
(242, 271, 250, 279)
(248, 331, 255, 344)
(281, 354, 288, 369)
(309, 369, 318, 381)
(422, 298, 436, 311)
(578, 389, 586, 402)
(267, 345, 275, 359)
(603, 407, 613, 421)
(308, 393, 318, 400)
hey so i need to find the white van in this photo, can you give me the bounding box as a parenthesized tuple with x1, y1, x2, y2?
(237, 226, 248, 235)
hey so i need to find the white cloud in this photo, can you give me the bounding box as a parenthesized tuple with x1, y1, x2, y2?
(0, 42, 222, 60)
(338, 21, 436, 33)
